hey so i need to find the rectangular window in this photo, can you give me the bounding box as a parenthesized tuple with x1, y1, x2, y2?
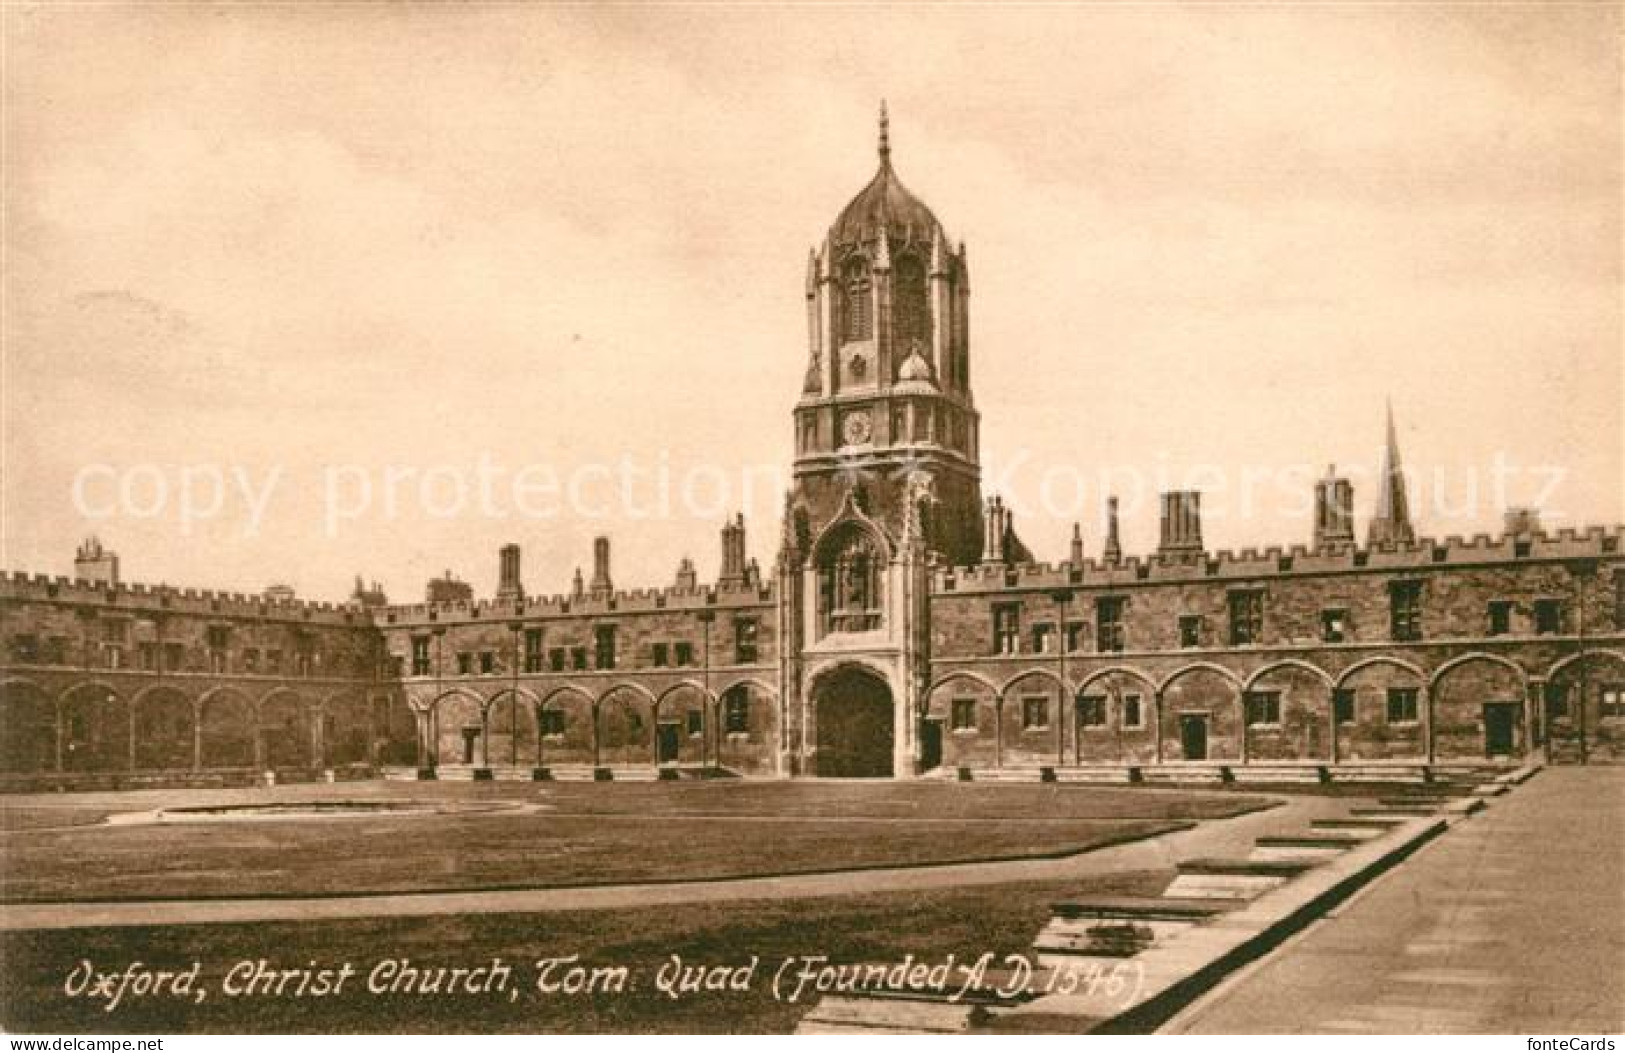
(993, 604, 1021, 655)
(734, 618, 760, 664)
(540, 709, 566, 737)
(479, 651, 495, 675)
(411, 637, 431, 676)
(1487, 600, 1513, 637)
(1178, 615, 1202, 649)
(136, 641, 159, 671)
(241, 647, 258, 673)
(172, 643, 193, 673)
(206, 626, 229, 673)
(570, 647, 588, 671)
(1022, 696, 1049, 731)
(456, 652, 473, 676)
(950, 698, 977, 731)
(103, 645, 124, 669)
(102, 619, 128, 644)
(1321, 609, 1348, 643)
(1333, 688, 1355, 725)
(1389, 581, 1423, 642)
(1600, 686, 1625, 719)
(686, 710, 703, 736)
(1533, 599, 1563, 635)
(1245, 691, 1282, 727)
(652, 642, 669, 668)
(524, 629, 544, 673)
(1096, 597, 1125, 653)
(1386, 687, 1419, 724)
(1228, 590, 1263, 646)
(1122, 694, 1143, 729)
(594, 625, 618, 670)
(675, 642, 695, 667)
(725, 694, 749, 734)
(1031, 622, 1055, 655)
(549, 647, 567, 672)
(1077, 695, 1107, 728)
(1615, 571, 1625, 632)
(1064, 621, 1086, 654)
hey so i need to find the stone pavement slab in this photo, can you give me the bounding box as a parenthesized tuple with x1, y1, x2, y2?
(1163, 767, 1625, 1035)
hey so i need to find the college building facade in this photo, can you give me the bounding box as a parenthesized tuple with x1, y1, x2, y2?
(3, 112, 1622, 787)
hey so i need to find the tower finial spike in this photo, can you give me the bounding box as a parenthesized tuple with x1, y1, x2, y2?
(878, 99, 890, 164)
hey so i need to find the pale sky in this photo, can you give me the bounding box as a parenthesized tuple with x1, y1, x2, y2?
(3, 4, 1620, 603)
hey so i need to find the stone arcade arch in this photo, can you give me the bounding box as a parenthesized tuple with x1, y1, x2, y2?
(131, 685, 194, 770)
(197, 687, 257, 768)
(482, 687, 540, 769)
(536, 685, 597, 768)
(654, 681, 712, 767)
(811, 664, 894, 778)
(1158, 664, 1243, 763)
(598, 683, 657, 767)
(922, 671, 1000, 771)
(1073, 666, 1160, 765)
(1542, 649, 1625, 763)
(256, 689, 310, 769)
(714, 680, 777, 776)
(320, 691, 372, 767)
(59, 681, 130, 772)
(1245, 661, 1335, 762)
(429, 689, 486, 767)
(1431, 654, 1528, 761)
(0, 678, 56, 773)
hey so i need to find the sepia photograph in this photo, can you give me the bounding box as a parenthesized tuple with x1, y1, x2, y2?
(0, 1, 1621, 1042)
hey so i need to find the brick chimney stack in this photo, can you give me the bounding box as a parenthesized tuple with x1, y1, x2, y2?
(1158, 491, 1204, 556)
(74, 536, 119, 586)
(1313, 466, 1356, 550)
(1503, 507, 1543, 536)
(1103, 496, 1122, 564)
(590, 536, 613, 594)
(496, 543, 524, 602)
(719, 514, 746, 586)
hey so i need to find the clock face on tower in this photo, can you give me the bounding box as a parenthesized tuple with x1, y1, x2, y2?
(841, 410, 873, 447)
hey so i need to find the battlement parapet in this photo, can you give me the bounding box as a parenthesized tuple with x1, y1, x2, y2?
(0, 571, 369, 625)
(375, 578, 776, 627)
(931, 523, 1624, 595)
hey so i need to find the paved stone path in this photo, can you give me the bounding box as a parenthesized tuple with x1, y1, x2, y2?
(0, 794, 1347, 931)
(1164, 766, 1625, 1035)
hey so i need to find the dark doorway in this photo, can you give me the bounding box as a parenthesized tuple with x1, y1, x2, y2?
(814, 667, 894, 777)
(461, 726, 479, 765)
(919, 718, 943, 771)
(657, 722, 681, 764)
(1483, 702, 1518, 757)
(1179, 714, 1209, 761)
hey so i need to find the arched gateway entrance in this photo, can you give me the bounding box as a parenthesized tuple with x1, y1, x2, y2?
(812, 666, 894, 777)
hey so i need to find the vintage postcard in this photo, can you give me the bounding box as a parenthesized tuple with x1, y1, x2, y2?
(1, 2, 1620, 1042)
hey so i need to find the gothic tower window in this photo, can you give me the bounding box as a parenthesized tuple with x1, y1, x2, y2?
(816, 523, 885, 635)
(892, 255, 929, 352)
(842, 258, 872, 343)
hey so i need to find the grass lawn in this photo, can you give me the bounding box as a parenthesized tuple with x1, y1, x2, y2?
(0, 781, 1270, 902)
(0, 871, 1168, 1034)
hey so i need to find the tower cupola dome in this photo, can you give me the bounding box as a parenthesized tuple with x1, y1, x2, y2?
(829, 102, 946, 249)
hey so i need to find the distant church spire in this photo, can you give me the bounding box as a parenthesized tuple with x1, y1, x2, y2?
(877, 100, 890, 165)
(1367, 399, 1416, 547)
